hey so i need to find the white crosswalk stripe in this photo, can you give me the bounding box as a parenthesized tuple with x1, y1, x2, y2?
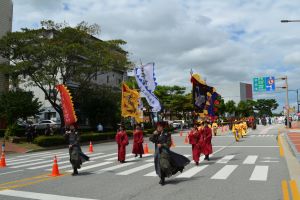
(105, 153, 134, 161)
(216, 155, 235, 164)
(211, 165, 238, 180)
(243, 155, 258, 164)
(176, 165, 208, 178)
(66, 162, 113, 173)
(7, 158, 44, 165)
(95, 162, 136, 174)
(28, 160, 71, 170)
(144, 171, 157, 177)
(249, 166, 268, 181)
(10, 160, 53, 169)
(117, 163, 154, 175)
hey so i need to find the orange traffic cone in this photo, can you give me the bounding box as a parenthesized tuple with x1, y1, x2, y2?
(171, 137, 176, 148)
(89, 141, 94, 153)
(0, 152, 6, 168)
(144, 143, 149, 154)
(49, 156, 60, 176)
(184, 135, 189, 144)
(180, 131, 183, 137)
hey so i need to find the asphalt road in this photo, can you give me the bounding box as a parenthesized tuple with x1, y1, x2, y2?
(0, 125, 289, 200)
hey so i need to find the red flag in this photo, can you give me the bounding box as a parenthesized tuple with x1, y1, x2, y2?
(56, 84, 77, 126)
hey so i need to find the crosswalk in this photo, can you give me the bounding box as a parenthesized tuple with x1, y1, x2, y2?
(2, 151, 280, 182)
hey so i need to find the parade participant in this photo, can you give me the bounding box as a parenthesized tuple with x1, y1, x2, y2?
(237, 121, 243, 138)
(150, 122, 190, 186)
(65, 124, 89, 176)
(132, 124, 144, 158)
(202, 121, 213, 161)
(188, 124, 201, 165)
(232, 121, 239, 142)
(242, 121, 248, 137)
(115, 124, 129, 163)
(212, 121, 218, 136)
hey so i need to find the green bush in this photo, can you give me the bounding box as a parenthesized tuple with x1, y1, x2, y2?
(34, 135, 66, 147)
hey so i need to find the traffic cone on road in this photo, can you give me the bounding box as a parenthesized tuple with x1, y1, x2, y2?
(89, 141, 94, 153)
(50, 156, 60, 176)
(144, 143, 149, 154)
(180, 131, 183, 137)
(0, 152, 6, 168)
(171, 137, 176, 148)
(184, 135, 189, 144)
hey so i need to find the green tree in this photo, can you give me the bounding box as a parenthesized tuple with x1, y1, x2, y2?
(225, 100, 236, 117)
(236, 100, 256, 117)
(0, 20, 131, 127)
(254, 99, 278, 117)
(0, 90, 42, 137)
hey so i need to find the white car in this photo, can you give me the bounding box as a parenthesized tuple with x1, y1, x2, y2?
(172, 120, 185, 129)
(33, 120, 60, 130)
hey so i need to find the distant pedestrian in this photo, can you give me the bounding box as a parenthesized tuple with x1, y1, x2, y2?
(212, 121, 218, 136)
(132, 124, 144, 158)
(65, 124, 89, 176)
(115, 124, 129, 163)
(25, 125, 34, 143)
(97, 123, 103, 132)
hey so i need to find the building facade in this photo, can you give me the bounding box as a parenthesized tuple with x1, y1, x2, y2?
(0, 0, 13, 94)
(240, 82, 253, 101)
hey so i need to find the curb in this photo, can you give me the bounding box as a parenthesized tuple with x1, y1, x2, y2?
(284, 133, 300, 163)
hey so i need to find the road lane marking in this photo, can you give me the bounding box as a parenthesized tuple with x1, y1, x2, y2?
(0, 170, 24, 176)
(95, 162, 135, 174)
(117, 163, 154, 175)
(45, 161, 95, 171)
(0, 173, 50, 187)
(249, 165, 268, 181)
(243, 155, 258, 164)
(11, 160, 55, 169)
(175, 146, 279, 148)
(0, 190, 98, 200)
(260, 160, 279, 163)
(16, 152, 63, 158)
(281, 180, 290, 200)
(28, 160, 70, 170)
(144, 171, 157, 177)
(176, 165, 208, 178)
(290, 180, 300, 200)
(66, 161, 112, 173)
(211, 165, 238, 180)
(105, 153, 134, 161)
(91, 153, 117, 160)
(216, 155, 235, 164)
(125, 154, 153, 162)
(7, 158, 44, 165)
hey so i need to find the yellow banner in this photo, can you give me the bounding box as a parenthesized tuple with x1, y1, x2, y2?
(121, 83, 141, 122)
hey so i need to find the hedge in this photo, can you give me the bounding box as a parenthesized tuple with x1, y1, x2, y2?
(0, 128, 26, 137)
(34, 135, 66, 147)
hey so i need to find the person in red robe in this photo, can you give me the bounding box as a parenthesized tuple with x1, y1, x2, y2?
(202, 121, 213, 161)
(115, 124, 129, 163)
(188, 124, 201, 165)
(132, 124, 144, 158)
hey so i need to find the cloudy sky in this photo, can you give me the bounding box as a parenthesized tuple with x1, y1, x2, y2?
(12, 0, 300, 112)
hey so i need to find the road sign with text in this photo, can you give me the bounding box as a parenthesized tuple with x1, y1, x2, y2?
(253, 76, 275, 92)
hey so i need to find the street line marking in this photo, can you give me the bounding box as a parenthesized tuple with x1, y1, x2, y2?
(125, 154, 153, 162)
(176, 165, 208, 178)
(281, 180, 290, 200)
(216, 155, 235, 164)
(0, 170, 24, 176)
(260, 160, 279, 163)
(0, 173, 50, 187)
(45, 161, 95, 171)
(117, 163, 154, 175)
(10, 160, 54, 169)
(144, 171, 157, 177)
(0, 189, 98, 200)
(290, 180, 300, 200)
(105, 153, 133, 161)
(249, 165, 268, 181)
(66, 161, 112, 173)
(90, 153, 117, 160)
(175, 146, 279, 148)
(95, 162, 135, 174)
(28, 160, 70, 170)
(7, 158, 44, 165)
(16, 152, 63, 158)
(211, 165, 238, 180)
(243, 155, 258, 164)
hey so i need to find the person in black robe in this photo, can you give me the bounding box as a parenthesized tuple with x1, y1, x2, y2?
(149, 122, 190, 186)
(65, 124, 89, 176)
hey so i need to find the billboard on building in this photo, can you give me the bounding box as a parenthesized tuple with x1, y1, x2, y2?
(240, 82, 253, 101)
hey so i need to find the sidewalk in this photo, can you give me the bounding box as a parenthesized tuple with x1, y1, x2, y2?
(286, 121, 300, 162)
(0, 141, 29, 154)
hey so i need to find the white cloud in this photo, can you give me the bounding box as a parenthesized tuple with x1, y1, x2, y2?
(11, 0, 300, 112)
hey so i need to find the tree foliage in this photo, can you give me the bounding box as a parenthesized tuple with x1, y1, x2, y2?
(0, 90, 42, 125)
(0, 20, 131, 126)
(254, 99, 278, 117)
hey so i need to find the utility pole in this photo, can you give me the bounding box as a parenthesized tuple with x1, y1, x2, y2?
(282, 76, 290, 127)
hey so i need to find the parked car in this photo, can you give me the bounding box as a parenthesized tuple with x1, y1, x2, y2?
(33, 120, 60, 130)
(172, 120, 188, 129)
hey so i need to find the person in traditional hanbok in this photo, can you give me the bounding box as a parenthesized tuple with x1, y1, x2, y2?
(150, 122, 190, 185)
(212, 121, 218, 136)
(65, 124, 89, 176)
(188, 124, 201, 165)
(132, 124, 144, 158)
(115, 124, 129, 163)
(202, 121, 213, 161)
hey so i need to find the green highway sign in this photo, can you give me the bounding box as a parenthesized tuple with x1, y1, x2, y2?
(253, 77, 275, 92)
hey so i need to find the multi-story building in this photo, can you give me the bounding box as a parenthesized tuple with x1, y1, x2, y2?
(0, 0, 13, 94)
